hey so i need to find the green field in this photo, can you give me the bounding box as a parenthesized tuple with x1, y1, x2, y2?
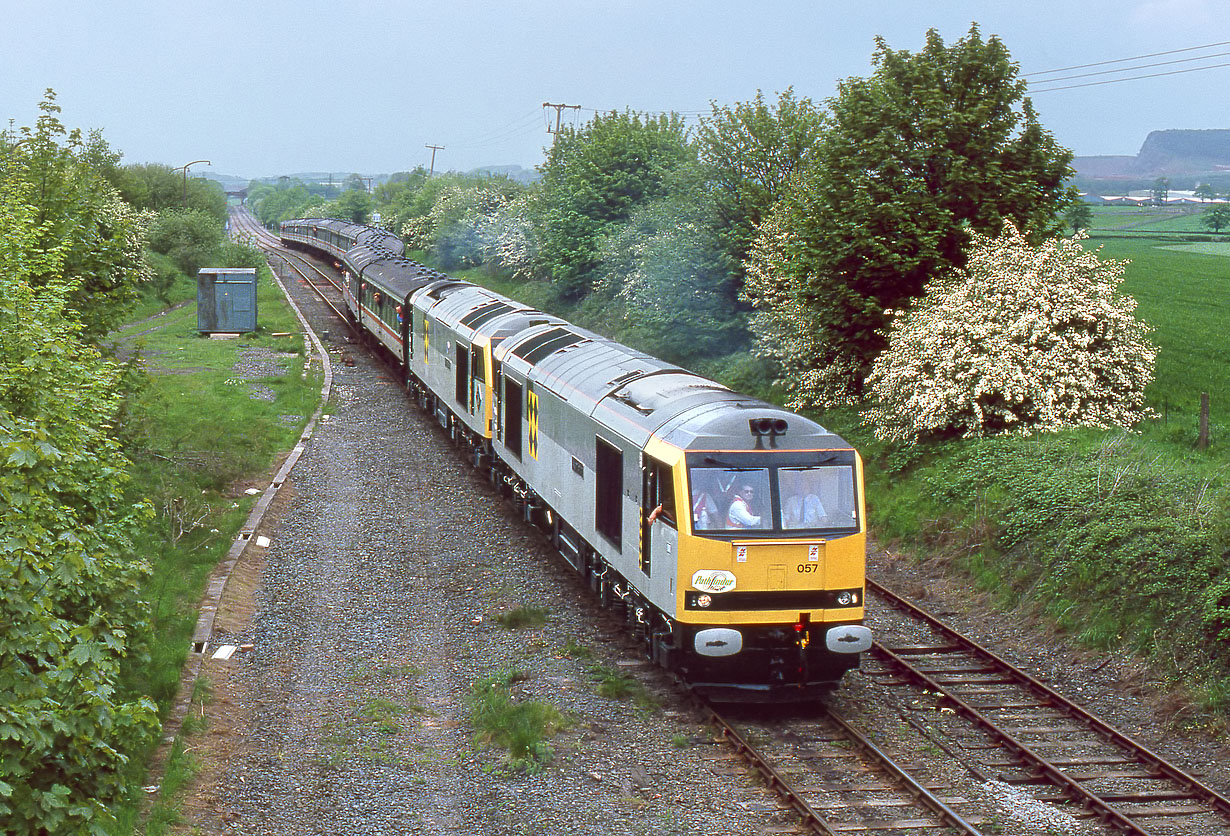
(1089, 204, 1223, 234)
(1086, 236, 1229, 419)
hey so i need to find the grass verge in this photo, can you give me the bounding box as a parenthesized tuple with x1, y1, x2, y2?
(109, 258, 323, 832)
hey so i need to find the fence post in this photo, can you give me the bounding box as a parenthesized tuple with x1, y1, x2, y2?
(1198, 392, 1210, 451)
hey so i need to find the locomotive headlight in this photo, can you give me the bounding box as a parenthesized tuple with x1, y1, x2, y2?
(837, 591, 856, 606)
(696, 594, 712, 609)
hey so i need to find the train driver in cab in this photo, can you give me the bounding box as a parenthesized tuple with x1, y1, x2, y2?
(726, 484, 762, 529)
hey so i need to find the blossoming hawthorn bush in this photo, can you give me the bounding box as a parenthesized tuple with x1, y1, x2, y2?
(865, 224, 1157, 442)
(478, 193, 538, 280)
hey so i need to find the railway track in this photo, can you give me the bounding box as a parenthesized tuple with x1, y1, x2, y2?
(700, 578, 1230, 835)
(699, 697, 989, 834)
(233, 207, 1229, 836)
(232, 208, 353, 325)
(863, 579, 1230, 835)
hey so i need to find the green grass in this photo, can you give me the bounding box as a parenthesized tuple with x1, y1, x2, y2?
(110, 261, 324, 831)
(468, 670, 566, 773)
(1085, 237, 1230, 422)
(588, 664, 657, 708)
(495, 604, 549, 629)
(1088, 204, 1217, 234)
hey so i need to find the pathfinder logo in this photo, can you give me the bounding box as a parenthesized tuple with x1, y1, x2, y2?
(691, 570, 737, 593)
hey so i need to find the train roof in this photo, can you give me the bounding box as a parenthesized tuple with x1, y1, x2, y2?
(282, 218, 405, 257)
(346, 248, 450, 302)
(287, 216, 853, 455)
(418, 284, 554, 344)
(499, 326, 849, 452)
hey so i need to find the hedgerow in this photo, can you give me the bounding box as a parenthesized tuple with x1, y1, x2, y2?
(904, 432, 1230, 703)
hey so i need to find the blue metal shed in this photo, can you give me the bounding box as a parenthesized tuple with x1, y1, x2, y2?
(198, 268, 258, 333)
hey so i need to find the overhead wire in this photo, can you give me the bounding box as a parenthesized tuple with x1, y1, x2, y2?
(445, 109, 545, 149)
(1024, 38, 1230, 93)
(1028, 49, 1230, 85)
(1023, 39, 1230, 77)
(1029, 59, 1230, 93)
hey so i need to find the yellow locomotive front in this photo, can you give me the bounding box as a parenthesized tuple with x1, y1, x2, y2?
(660, 418, 871, 700)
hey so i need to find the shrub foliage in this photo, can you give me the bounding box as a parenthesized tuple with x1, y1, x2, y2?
(1, 165, 158, 835)
(744, 26, 1074, 406)
(866, 225, 1156, 441)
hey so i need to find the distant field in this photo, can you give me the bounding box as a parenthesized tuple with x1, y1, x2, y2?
(1160, 241, 1230, 256)
(1088, 237, 1230, 415)
(1089, 205, 1217, 233)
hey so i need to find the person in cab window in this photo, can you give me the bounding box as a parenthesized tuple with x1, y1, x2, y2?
(726, 484, 761, 529)
(693, 491, 718, 530)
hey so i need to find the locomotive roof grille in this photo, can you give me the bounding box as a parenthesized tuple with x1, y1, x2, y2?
(511, 327, 586, 364)
(460, 301, 515, 328)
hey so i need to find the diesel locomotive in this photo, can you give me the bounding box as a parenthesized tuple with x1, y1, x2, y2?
(280, 217, 872, 700)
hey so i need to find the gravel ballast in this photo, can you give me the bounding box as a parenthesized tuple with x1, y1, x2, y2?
(172, 255, 1230, 836)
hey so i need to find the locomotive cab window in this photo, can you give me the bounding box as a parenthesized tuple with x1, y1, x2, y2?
(690, 468, 771, 532)
(643, 458, 676, 529)
(688, 457, 859, 536)
(779, 466, 857, 531)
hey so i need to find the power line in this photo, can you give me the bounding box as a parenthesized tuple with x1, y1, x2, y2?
(1029, 49, 1230, 84)
(1030, 59, 1230, 92)
(446, 109, 543, 149)
(1024, 39, 1230, 77)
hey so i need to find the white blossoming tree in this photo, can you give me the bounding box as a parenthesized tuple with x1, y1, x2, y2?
(865, 224, 1156, 442)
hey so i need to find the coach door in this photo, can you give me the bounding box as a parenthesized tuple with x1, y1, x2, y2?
(640, 455, 677, 577)
(504, 377, 523, 459)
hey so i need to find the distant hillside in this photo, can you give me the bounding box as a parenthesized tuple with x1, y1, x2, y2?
(1075, 129, 1230, 179)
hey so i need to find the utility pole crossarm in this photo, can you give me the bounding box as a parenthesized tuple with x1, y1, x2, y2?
(542, 102, 582, 137)
(425, 144, 445, 176)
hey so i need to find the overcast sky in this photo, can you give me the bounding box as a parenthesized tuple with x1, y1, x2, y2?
(3, 0, 1226, 180)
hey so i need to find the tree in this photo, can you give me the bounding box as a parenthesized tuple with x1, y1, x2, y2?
(1064, 199, 1094, 234)
(400, 176, 526, 269)
(0, 162, 158, 836)
(248, 178, 317, 226)
(1200, 204, 1230, 233)
(1151, 177, 1170, 206)
(695, 88, 825, 271)
(865, 224, 1156, 442)
(146, 208, 226, 276)
(329, 188, 371, 224)
(1195, 182, 1218, 202)
(595, 198, 742, 365)
(112, 163, 226, 223)
(744, 26, 1075, 406)
(1, 91, 152, 340)
(530, 110, 694, 298)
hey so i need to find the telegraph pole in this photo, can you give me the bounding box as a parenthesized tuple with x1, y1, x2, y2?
(425, 144, 444, 176)
(542, 102, 581, 138)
